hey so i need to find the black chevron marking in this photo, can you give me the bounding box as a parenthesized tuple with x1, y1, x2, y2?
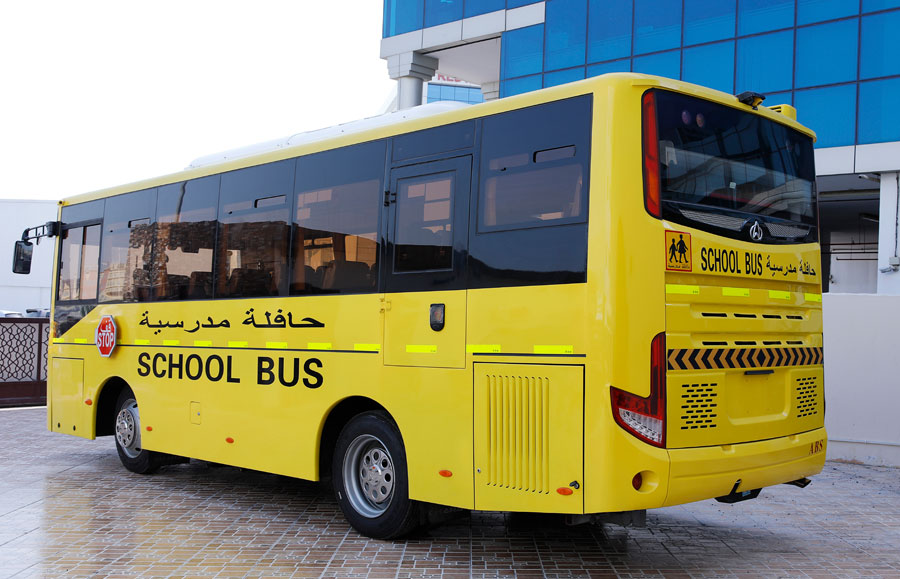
(687, 349, 701, 370)
(713, 348, 726, 369)
(676, 349, 688, 370)
(700, 349, 714, 370)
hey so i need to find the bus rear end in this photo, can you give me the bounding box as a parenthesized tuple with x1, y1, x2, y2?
(607, 83, 825, 510)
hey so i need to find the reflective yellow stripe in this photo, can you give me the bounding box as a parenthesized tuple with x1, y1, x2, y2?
(193, 340, 212, 347)
(721, 287, 750, 297)
(466, 344, 502, 354)
(52, 338, 62, 344)
(162, 340, 180, 346)
(804, 292, 822, 303)
(769, 290, 792, 300)
(354, 343, 381, 352)
(266, 342, 288, 349)
(534, 345, 574, 355)
(406, 344, 437, 353)
(133, 339, 150, 346)
(666, 284, 700, 295)
(307, 342, 333, 350)
(73, 338, 88, 344)
(228, 341, 248, 348)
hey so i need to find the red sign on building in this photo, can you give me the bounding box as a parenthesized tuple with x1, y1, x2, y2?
(96, 315, 117, 357)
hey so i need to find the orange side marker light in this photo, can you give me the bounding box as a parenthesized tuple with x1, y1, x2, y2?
(226, 437, 235, 444)
(556, 487, 574, 496)
(146, 426, 153, 432)
(439, 470, 453, 478)
(84, 399, 92, 406)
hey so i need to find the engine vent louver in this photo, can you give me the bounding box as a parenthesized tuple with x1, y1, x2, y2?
(680, 382, 719, 430)
(484, 374, 551, 494)
(796, 376, 820, 418)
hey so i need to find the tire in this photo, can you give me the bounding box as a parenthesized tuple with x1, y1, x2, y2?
(114, 387, 162, 474)
(332, 411, 421, 539)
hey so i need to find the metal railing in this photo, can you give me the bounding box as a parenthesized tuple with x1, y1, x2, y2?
(0, 318, 49, 407)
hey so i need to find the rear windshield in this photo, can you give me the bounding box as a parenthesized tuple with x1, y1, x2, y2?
(654, 90, 817, 244)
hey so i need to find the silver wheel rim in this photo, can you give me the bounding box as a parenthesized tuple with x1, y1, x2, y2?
(342, 434, 395, 518)
(115, 398, 142, 459)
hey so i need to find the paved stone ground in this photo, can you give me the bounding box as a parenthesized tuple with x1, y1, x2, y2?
(0, 407, 898, 579)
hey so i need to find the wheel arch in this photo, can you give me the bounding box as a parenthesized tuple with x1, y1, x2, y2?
(318, 396, 394, 481)
(95, 376, 130, 437)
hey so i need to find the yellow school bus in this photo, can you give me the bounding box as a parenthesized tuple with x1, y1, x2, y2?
(16, 74, 825, 539)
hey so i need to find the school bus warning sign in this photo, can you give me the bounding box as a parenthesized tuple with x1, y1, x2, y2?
(665, 230, 692, 272)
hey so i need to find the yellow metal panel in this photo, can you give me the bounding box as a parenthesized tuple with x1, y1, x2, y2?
(50, 358, 87, 436)
(474, 364, 583, 513)
(190, 402, 201, 425)
(384, 290, 465, 368)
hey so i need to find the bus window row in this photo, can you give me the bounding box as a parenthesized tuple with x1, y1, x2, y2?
(57, 95, 593, 304)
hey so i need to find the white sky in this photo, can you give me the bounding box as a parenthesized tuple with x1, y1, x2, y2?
(0, 1, 396, 201)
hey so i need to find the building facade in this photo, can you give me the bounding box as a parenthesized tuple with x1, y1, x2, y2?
(381, 0, 900, 465)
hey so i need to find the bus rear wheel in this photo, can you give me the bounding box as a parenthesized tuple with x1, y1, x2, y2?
(114, 387, 162, 474)
(332, 411, 421, 539)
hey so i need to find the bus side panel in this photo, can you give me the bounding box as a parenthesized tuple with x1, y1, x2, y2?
(49, 357, 89, 437)
(385, 365, 474, 510)
(583, 78, 670, 513)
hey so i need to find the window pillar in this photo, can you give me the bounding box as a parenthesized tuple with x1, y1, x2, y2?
(877, 172, 900, 295)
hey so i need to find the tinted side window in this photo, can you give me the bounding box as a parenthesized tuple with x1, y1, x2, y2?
(469, 95, 592, 289)
(155, 176, 219, 300)
(58, 224, 101, 302)
(393, 121, 475, 163)
(292, 141, 384, 295)
(217, 160, 293, 298)
(98, 189, 157, 303)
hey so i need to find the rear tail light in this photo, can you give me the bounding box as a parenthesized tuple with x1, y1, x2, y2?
(642, 90, 661, 218)
(611, 332, 666, 447)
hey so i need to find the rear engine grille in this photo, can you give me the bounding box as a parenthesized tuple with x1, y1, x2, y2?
(796, 376, 820, 418)
(680, 382, 719, 430)
(484, 374, 550, 494)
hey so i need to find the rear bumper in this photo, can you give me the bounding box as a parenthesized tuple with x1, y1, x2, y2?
(663, 427, 827, 506)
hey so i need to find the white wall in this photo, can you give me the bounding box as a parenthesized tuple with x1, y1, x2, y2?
(828, 231, 877, 293)
(877, 172, 900, 294)
(0, 200, 58, 313)
(823, 293, 900, 467)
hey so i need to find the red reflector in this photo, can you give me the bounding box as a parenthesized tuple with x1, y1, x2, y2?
(146, 426, 153, 432)
(439, 470, 453, 478)
(226, 437, 234, 444)
(84, 399, 92, 406)
(556, 487, 574, 496)
(642, 90, 661, 218)
(632, 472, 643, 490)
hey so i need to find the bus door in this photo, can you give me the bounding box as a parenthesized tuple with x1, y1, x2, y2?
(383, 156, 471, 368)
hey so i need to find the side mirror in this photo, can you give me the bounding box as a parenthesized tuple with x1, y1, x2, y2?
(13, 240, 33, 274)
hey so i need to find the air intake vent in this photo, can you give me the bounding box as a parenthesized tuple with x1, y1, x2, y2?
(485, 374, 550, 494)
(796, 376, 820, 418)
(680, 382, 719, 430)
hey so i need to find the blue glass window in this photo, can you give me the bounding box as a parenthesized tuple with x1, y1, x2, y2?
(796, 19, 858, 88)
(427, 84, 441, 101)
(507, 0, 542, 7)
(736, 30, 793, 93)
(587, 59, 632, 76)
(383, 0, 425, 37)
(544, 67, 586, 87)
(501, 24, 544, 79)
(426, 0, 464, 28)
(859, 77, 900, 143)
(861, 10, 900, 79)
(765, 90, 793, 105)
(684, 0, 736, 46)
(545, 0, 587, 70)
(738, 0, 794, 36)
(633, 50, 681, 79)
(441, 85, 456, 99)
(795, 85, 856, 147)
(588, 0, 632, 63)
(863, 0, 900, 11)
(465, 0, 505, 17)
(500, 74, 543, 97)
(797, 0, 858, 25)
(634, 0, 682, 55)
(682, 41, 734, 93)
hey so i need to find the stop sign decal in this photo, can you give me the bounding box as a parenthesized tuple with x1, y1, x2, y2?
(96, 315, 117, 358)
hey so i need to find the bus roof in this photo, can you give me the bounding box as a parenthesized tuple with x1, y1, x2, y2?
(60, 74, 814, 207)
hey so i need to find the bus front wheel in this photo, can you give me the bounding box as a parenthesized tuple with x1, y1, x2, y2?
(114, 387, 162, 474)
(332, 411, 421, 539)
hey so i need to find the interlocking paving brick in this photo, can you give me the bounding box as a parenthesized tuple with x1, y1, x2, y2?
(0, 406, 898, 578)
